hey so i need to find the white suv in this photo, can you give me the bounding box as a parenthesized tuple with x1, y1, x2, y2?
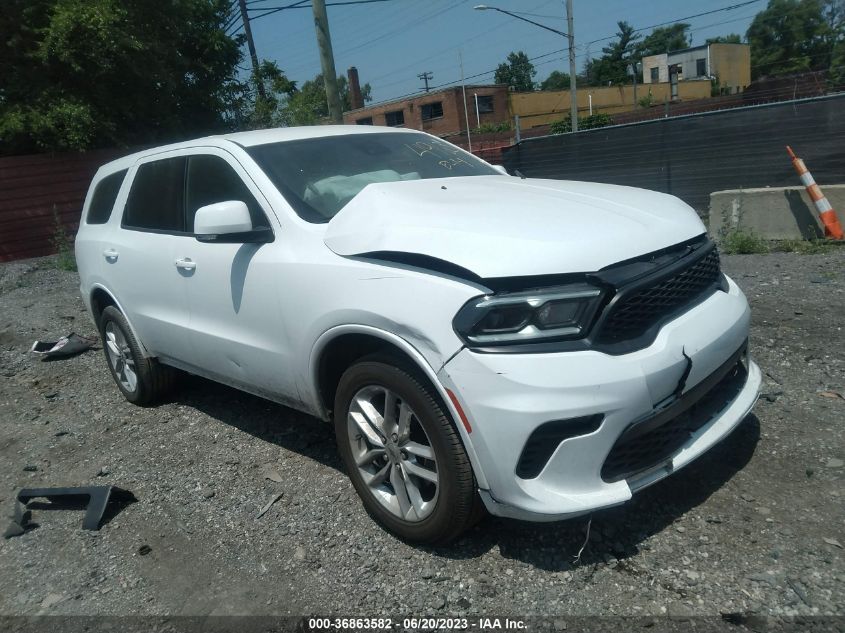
(76, 126, 761, 544)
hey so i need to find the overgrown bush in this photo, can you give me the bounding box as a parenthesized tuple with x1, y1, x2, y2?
(473, 121, 511, 134)
(637, 91, 655, 108)
(549, 112, 613, 134)
(716, 194, 769, 254)
(720, 230, 770, 254)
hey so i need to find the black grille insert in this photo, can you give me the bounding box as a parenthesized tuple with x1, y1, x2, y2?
(601, 348, 748, 483)
(596, 247, 722, 345)
(516, 415, 603, 479)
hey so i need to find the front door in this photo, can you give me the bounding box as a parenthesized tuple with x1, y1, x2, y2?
(177, 151, 299, 405)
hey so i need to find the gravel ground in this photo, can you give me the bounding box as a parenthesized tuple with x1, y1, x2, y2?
(0, 250, 843, 624)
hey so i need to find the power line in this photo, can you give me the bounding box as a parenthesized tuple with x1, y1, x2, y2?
(368, 0, 768, 106)
(509, 10, 564, 21)
(254, 0, 423, 75)
(365, 0, 557, 89)
(249, 0, 397, 21)
(578, 0, 765, 50)
(332, 0, 470, 58)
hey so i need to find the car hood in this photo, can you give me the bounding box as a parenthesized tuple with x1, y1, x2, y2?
(323, 176, 706, 279)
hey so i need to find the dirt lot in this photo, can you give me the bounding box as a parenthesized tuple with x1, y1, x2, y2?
(0, 250, 843, 625)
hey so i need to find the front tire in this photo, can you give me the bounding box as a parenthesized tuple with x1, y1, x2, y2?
(334, 357, 480, 544)
(99, 306, 176, 406)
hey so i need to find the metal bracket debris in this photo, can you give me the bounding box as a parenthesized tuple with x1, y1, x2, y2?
(17, 485, 136, 531)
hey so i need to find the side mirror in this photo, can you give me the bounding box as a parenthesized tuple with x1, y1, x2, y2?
(194, 201, 273, 244)
(492, 165, 509, 176)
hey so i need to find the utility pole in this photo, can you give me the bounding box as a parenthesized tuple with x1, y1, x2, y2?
(238, 0, 266, 100)
(475, 4, 577, 132)
(566, 0, 578, 132)
(632, 62, 638, 104)
(460, 52, 472, 153)
(312, 0, 343, 123)
(418, 71, 433, 92)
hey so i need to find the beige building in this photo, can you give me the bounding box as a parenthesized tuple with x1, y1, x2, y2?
(509, 81, 712, 128)
(642, 43, 751, 94)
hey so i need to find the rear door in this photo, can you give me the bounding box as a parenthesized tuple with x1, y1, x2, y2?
(105, 154, 194, 363)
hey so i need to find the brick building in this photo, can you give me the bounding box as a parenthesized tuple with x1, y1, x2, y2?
(342, 84, 509, 136)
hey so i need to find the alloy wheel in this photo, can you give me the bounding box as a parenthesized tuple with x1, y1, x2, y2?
(104, 322, 137, 393)
(346, 385, 439, 521)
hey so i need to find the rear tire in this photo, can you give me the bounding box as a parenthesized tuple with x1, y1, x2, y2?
(99, 306, 177, 406)
(334, 356, 480, 544)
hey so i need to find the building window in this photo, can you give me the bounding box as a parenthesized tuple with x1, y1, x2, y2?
(384, 110, 405, 126)
(356, 117, 373, 125)
(650, 67, 659, 83)
(476, 95, 494, 113)
(696, 58, 707, 77)
(421, 102, 444, 121)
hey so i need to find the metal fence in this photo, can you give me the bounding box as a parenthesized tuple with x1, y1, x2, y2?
(501, 93, 845, 213)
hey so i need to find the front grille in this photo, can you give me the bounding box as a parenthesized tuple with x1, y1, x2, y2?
(596, 247, 721, 345)
(601, 354, 748, 483)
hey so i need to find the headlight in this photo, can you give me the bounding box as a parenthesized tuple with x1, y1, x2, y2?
(453, 284, 605, 346)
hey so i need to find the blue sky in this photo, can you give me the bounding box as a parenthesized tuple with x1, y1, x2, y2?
(244, 0, 764, 104)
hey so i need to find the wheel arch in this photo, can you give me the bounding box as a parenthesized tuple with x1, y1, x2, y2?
(309, 325, 488, 490)
(88, 284, 152, 357)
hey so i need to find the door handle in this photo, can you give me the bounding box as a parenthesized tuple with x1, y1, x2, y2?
(175, 258, 196, 271)
(103, 249, 119, 261)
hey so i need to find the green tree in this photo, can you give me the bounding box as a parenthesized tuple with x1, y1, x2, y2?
(746, 0, 834, 78)
(584, 21, 640, 86)
(494, 51, 537, 92)
(706, 33, 744, 44)
(0, 0, 243, 154)
(278, 74, 372, 126)
(229, 60, 298, 129)
(636, 23, 691, 57)
(540, 70, 571, 90)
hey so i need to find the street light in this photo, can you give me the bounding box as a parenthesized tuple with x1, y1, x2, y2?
(474, 3, 578, 132)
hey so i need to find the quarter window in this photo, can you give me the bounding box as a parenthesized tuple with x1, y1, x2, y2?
(87, 169, 127, 224)
(185, 155, 267, 232)
(123, 158, 186, 232)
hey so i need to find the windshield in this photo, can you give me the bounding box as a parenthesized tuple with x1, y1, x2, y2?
(246, 132, 499, 222)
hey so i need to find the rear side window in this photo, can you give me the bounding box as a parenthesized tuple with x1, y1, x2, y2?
(185, 155, 267, 232)
(123, 157, 187, 232)
(86, 170, 127, 224)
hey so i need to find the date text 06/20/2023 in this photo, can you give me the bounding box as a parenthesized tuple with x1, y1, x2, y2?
(307, 617, 527, 630)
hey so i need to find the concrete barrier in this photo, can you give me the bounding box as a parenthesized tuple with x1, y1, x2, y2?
(709, 185, 845, 240)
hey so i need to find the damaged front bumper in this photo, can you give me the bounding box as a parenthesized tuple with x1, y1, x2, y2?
(437, 275, 762, 522)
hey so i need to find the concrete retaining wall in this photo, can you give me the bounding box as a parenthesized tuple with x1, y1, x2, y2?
(709, 185, 845, 240)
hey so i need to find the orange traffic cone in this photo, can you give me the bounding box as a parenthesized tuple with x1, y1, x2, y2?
(786, 146, 844, 240)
